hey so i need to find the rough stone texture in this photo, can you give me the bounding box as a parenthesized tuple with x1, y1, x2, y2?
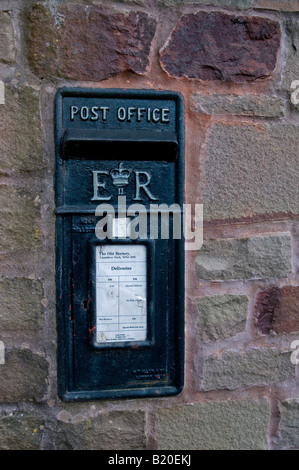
(278, 398, 299, 449)
(0, 85, 43, 173)
(28, 4, 156, 80)
(202, 123, 299, 220)
(282, 18, 299, 93)
(0, 278, 44, 332)
(192, 94, 285, 117)
(160, 12, 280, 83)
(155, 400, 270, 449)
(0, 349, 49, 403)
(0, 185, 41, 254)
(0, 11, 15, 63)
(254, 286, 299, 335)
(200, 348, 294, 391)
(196, 233, 292, 281)
(197, 294, 248, 342)
(256, 0, 299, 10)
(0, 411, 44, 450)
(53, 411, 146, 450)
(102, 0, 145, 3)
(158, 0, 254, 7)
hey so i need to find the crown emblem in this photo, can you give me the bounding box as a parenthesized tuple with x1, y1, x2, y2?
(110, 162, 131, 187)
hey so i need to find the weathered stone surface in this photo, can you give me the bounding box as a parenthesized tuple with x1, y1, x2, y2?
(278, 398, 299, 449)
(0, 411, 44, 450)
(158, 0, 254, 7)
(192, 94, 285, 117)
(0, 349, 49, 403)
(255, 286, 299, 335)
(196, 233, 292, 281)
(28, 4, 156, 80)
(202, 123, 299, 220)
(200, 348, 294, 391)
(0, 185, 41, 254)
(0, 85, 43, 173)
(197, 295, 248, 342)
(160, 12, 280, 83)
(155, 400, 270, 449)
(0, 278, 44, 332)
(0, 11, 15, 63)
(102, 0, 145, 3)
(282, 18, 299, 93)
(53, 411, 146, 450)
(256, 0, 299, 11)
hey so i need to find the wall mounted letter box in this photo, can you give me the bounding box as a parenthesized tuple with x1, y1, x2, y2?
(55, 88, 184, 401)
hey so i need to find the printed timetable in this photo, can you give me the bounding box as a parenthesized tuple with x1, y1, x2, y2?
(95, 245, 147, 343)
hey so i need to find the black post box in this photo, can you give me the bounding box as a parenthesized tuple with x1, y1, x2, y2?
(55, 88, 184, 401)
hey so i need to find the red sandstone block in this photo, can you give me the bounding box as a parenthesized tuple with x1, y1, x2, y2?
(160, 12, 281, 83)
(28, 4, 156, 80)
(254, 286, 299, 335)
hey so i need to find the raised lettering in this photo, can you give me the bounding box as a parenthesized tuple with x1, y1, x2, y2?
(70, 106, 78, 120)
(127, 107, 136, 121)
(90, 106, 99, 121)
(80, 106, 89, 120)
(134, 171, 158, 201)
(91, 171, 111, 201)
(152, 108, 160, 122)
(161, 108, 170, 122)
(137, 108, 145, 121)
(117, 107, 126, 121)
(101, 106, 109, 121)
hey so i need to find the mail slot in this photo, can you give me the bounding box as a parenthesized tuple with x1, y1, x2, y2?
(55, 88, 184, 401)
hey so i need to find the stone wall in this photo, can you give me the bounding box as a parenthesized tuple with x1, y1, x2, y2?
(0, 0, 298, 450)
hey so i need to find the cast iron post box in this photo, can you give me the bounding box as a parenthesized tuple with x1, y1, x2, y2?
(55, 88, 184, 401)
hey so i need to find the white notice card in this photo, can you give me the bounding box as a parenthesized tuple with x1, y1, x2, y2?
(95, 245, 147, 343)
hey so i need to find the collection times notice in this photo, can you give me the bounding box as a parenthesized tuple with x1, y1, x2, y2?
(95, 245, 147, 343)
